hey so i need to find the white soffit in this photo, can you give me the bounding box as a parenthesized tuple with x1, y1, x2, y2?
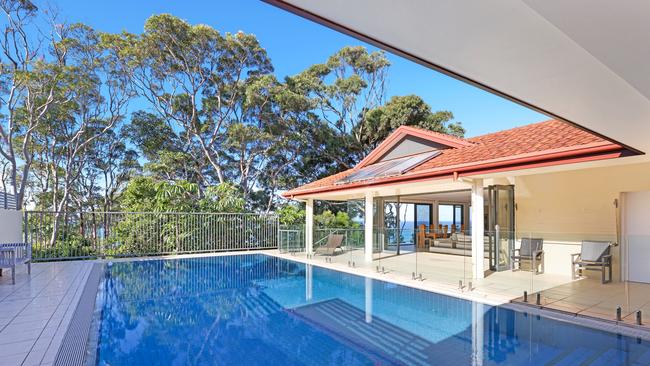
(267, 0, 650, 156)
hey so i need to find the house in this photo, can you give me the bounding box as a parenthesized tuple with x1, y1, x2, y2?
(283, 119, 650, 283)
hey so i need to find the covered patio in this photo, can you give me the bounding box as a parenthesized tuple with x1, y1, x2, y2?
(284, 121, 632, 281)
(279, 119, 650, 327)
(298, 179, 512, 281)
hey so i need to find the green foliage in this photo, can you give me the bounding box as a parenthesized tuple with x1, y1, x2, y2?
(143, 151, 199, 183)
(277, 204, 305, 226)
(277, 204, 359, 229)
(285, 46, 391, 171)
(111, 13, 276, 194)
(283, 46, 464, 187)
(314, 210, 360, 228)
(105, 177, 247, 255)
(26, 213, 99, 259)
(120, 176, 244, 213)
(2, 9, 466, 249)
(363, 95, 464, 148)
(123, 111, 179, 161)
(201, 184, 246, 212)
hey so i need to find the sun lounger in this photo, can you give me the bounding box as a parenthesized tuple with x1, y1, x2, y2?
(314, 234, 344, 256)
(571, 240, 612, 284)
(511, 238, 544, 274)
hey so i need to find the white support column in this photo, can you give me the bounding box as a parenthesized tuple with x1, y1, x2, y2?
(364, 192, 374, 263)
(305, 198, 314, 255)
(471, 179, 485, 279)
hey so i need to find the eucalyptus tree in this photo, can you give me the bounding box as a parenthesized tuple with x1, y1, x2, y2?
(37, 23, 134, 245)
(108, 14, 324, 208)
(108, 14, 274, 188)
(87, 129, 140, 213)
(286, 46, 390, 169)
(225, 74, 316, 210)
(286, 47, 465, 177)
(124, 110, 206, 185)
(0, 0, 64, 209)
(247, 75, 320, 212)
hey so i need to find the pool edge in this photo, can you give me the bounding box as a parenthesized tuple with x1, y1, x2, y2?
(54, 262, 105, 366)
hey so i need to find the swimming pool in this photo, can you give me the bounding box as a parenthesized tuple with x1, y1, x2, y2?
(95, 254, 650, 365)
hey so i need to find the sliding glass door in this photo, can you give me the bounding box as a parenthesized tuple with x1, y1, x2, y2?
(488, 185, 515, 271)
(384, 201, 432, 255)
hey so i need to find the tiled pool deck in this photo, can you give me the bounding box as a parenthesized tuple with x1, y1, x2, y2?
(513, 279, 650, 327)
(2, 250, 650, 365)
(269, 250, 650, 338)
(273, 249, 573, 305)
(0, 261, 93, 366)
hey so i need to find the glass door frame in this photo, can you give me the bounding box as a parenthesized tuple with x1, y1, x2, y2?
(488, 185, 515, 271)
(383, 198, 433, 255)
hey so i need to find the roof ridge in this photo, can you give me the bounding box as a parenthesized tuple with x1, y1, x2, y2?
(396, 125, 470, 144)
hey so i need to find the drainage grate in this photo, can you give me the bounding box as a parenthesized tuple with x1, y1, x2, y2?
(54, 263, 104, 366)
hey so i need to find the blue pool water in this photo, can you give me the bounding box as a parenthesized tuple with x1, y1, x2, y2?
(96, 254, 650, 365)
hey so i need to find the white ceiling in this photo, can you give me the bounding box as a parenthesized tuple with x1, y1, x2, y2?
(268, 0, 650, 157)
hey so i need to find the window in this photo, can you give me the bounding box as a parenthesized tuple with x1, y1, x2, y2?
(416, 204, 431, 228)
(438, 204, 464, 230)
(384, 202, 432, 248)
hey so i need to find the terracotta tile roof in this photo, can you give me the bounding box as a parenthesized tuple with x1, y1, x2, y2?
(414, 119, 606, 171)
(283, 120, 627, 197)
(288, 168, 357, 194)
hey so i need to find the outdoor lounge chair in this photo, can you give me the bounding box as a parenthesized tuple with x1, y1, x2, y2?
(314, 234, 344, 256)
(571, 240, 612, 284)
(0, 242, 32, 285)
(511, 238, 544, 274)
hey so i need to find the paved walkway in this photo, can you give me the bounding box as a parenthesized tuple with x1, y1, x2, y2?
(0, 261, 93, 366)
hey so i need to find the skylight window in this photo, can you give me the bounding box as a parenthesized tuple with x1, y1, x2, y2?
(337, 150, 440, 184)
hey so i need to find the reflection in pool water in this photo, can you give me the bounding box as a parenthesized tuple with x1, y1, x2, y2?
(97, 254, 650, 365)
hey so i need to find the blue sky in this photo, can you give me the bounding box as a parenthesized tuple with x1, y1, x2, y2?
(52, 0, 546, 137)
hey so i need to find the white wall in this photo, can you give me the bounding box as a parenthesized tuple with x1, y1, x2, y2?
(621, 191, 650, 282)
(514, 162, 650, 279)
(0, 209, 23, 243)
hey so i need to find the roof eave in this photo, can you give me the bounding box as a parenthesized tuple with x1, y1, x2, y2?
(282, 143, 631, 199)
